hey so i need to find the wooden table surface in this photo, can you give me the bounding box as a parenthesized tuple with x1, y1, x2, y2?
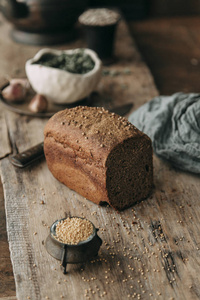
(1, 14, 200, 300)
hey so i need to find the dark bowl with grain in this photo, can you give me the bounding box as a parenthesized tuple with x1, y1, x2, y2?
(45, 217, 102, 273)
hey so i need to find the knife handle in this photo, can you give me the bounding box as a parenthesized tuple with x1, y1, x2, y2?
(9, 142, 44, 168)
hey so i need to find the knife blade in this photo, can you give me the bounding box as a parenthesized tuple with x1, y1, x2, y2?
(9, 103, 133, 168)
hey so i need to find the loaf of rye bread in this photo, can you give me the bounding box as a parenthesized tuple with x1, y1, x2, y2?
(44, 106, 153, 210)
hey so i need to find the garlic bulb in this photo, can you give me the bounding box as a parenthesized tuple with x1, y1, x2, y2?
(2, 78, 30, 102)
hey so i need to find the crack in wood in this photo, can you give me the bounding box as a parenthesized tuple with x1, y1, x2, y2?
(24, 241, 41, 299)
(161, 250, 179, 285)
(150, 220, 168, 243)
(189, 283, 200, 299)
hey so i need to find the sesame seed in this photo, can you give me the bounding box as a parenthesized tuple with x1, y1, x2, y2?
(157, 292, 161, 295)
(55, 217, 94, 244)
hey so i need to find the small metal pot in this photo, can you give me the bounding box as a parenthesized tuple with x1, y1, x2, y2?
(82, 23, 118, 64)
(45, 217, 102, 274)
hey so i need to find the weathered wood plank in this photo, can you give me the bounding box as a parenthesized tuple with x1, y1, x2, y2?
(0, 178, 16, 298)
(0, 297, 17, 300)
(1, 152, 200, 300)
(0, 110, 11, 159)
(1, 12, 200, 300)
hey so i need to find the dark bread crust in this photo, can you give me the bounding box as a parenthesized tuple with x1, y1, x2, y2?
(44, 106, 153, 210)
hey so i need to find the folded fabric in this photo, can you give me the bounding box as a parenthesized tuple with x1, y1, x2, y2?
(128, 92, 200, 174)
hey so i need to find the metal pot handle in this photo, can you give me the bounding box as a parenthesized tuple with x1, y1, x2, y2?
(61, 245, 68, 274)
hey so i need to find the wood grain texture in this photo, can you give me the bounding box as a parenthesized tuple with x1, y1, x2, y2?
(0, 110, 11, 159)
(0, 297, 17, 300)
(1, 12, 200, 300)
(128, 16, 200, 95)
(0, 179, 16, 298)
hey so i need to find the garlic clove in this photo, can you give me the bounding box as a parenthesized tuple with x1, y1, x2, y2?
(28, 94, 48, 113)
(2, 83, 26, 102)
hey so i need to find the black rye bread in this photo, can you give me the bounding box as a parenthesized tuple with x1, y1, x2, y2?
(44, 106, 153, 210)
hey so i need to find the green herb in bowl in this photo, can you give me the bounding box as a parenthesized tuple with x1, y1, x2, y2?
(33, 49, 95, 74)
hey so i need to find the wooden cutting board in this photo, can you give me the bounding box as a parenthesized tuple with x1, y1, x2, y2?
(1, 14, 200, 300)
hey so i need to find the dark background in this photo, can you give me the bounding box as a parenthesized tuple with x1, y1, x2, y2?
(90, 0, 200, 19)
(89, 0, 200, 95)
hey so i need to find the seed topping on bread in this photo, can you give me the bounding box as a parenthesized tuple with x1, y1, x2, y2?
(44, 106, 147, 166)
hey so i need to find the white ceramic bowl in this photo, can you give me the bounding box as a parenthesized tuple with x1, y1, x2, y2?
(25, 48, 102, 104)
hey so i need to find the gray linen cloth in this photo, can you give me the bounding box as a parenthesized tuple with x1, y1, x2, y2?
(128, 92, 200, 174)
